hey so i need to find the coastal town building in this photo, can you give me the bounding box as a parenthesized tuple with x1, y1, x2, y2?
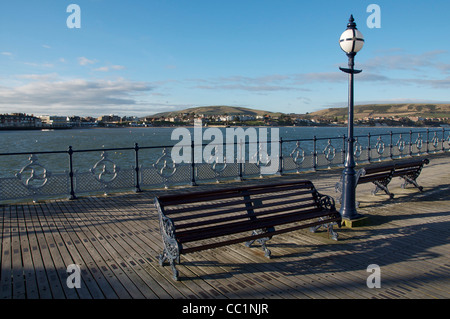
(39, 115, 70, 128)
(0, 113, 42, 128)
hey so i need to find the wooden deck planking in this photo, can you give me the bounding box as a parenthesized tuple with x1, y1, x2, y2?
(1, 153, 449, 299)
(1, 205, 12, 299)
(61, 198, 146, 298)
(87, 195, 221, 299)
(81, 196, 192, 299)
(54, 199, 133, 298)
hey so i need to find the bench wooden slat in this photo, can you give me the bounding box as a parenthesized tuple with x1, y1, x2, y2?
(392, 167, 420, 176)
(176, 207, 327, 244)
(170, 191, 315, 223)
(181, 213, 341, 255)
(174, 199, 319, 232)
(363, 165, 395, 175)
(166, 189, 315, 216)
(157, 181, 314, 206)
(358, 171, 394, 183)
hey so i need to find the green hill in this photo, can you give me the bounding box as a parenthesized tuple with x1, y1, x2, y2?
(309, 103, 450, 119)
(147, 106, 282, 118)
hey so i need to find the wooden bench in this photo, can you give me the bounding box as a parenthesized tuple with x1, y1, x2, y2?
(154, 180, 342, 280)
(335, 158, 429, 201)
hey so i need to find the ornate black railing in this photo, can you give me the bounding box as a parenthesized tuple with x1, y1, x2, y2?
(0, 128, 449, 203)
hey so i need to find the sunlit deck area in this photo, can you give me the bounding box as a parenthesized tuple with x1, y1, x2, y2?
(1, 153, 449, 300)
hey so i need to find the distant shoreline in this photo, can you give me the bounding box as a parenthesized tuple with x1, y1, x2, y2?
(1, 123, 448, 132)
(0, 127, 74, 131)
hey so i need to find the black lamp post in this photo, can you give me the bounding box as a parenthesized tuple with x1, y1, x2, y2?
(339, 15, 364, 221)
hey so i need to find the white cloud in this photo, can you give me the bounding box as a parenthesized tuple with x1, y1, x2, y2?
(16, 73, 59, 81)
(361, 50, 449, 73)
(23, 61, 54, 68)
(0, 77, 154, 116)
(78, 57, 97, 66)
(93, 65, 126, 72)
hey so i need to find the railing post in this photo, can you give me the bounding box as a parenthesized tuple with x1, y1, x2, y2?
(190, 140, 197, 186)
(426, 128, 430, 154)
(278, 137, 283, 175)
(134, 143, 142, 193)
(238, 140, 244, 180)
(389, 131, 393, 159)
(68, 146, 77, 200)
(367, 133, 371, 163)
(442, 127, 446, 152)
(409, 130, 413, 157)
(312, 136, 317, 171)
(342, 134, 346, 165)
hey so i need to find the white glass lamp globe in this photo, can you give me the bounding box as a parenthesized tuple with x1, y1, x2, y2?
(339, 28, 364, 54)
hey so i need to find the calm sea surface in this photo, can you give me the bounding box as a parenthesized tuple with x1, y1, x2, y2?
(0, 126, 441, 178)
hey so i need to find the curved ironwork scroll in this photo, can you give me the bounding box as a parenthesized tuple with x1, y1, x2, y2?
(16, 154, 51, 191)
(153, 148, 177, 188)
(396, 134, 407, 153)
(323, 139, 336, 161)
(354, 138, 362, 158)
(415, 133, 424, 150)
(431, 132, 439, 149)
(90, 151, 120, 184)
(375, 136, 385, 155)
(290, 141, 305, 165)
(209, 155, 227, 182)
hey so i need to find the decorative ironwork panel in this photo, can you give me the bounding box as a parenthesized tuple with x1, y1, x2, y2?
(15, 154, 51, 191)
(369, 136, 389, 161)
(243, 162, 261, 178)
(164, 164, 191, 185)
(0, 154, 70, 201)
(354, 138, 363, 158)
(323, 139, 337, 162)
(283, 153, 315, 173)
(413, 133, 424, 155)
(75, 168, 135, 195)
(140, 166, 166, 187)
(316, 150, 344, 169)
(90, 152, 120, 185)
(430, 132, 439, 152)
(392, 134, 407, 158)
(0, 173, 70, 201)
(196, 162, 239, 182)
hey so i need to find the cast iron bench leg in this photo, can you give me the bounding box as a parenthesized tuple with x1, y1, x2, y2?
(245, 229, 272, 258)
(372, 180, 394, 198)
(310, 219, 339, 241)
(400, 175, 424, 192)
(159, 249, 179, 281)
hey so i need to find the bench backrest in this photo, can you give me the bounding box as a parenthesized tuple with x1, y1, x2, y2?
(155, 180, 336, 246)
(357, 158, 429, 184)
(358, 163, 395, 184)
(392, 158, 429, 177)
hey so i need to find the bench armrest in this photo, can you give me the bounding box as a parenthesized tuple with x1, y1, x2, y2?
(317, 193, 336, 211)
(154, 197, 181, 263)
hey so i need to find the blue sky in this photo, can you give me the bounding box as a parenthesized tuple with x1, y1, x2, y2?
(1, 0, 449, 117)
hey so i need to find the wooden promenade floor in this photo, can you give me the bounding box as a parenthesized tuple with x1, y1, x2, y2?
(1, 153, 449, 300)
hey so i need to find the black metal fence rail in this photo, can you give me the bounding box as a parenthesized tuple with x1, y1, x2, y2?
(0, 128, 449, 203)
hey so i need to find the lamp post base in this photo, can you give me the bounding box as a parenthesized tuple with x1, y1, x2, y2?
(341, 215, 369, 228)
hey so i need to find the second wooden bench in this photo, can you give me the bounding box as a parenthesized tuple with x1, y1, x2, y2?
(335, 157, 430, 200)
